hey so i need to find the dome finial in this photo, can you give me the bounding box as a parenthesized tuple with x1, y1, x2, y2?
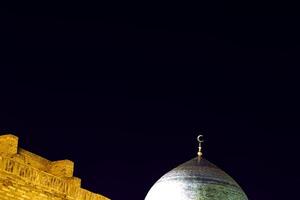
(197, 135, 204, 157)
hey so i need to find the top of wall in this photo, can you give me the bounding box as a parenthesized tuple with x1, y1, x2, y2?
(0, 133, 109, 200)
(0, 134, 74, 178)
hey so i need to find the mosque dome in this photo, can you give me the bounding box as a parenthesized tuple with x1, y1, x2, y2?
(145, 136, 248, 200)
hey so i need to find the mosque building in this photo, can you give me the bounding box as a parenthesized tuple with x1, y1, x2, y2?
(145, 135, 248, 200)
(0, 133, 248, 200)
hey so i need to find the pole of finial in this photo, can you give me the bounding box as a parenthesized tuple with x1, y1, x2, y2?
(197, 135, 204, 158)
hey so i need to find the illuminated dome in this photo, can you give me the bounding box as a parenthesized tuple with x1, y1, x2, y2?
(145, 157, 248, 200)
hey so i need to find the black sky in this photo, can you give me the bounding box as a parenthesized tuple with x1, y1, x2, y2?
(0, 1, 299, 200)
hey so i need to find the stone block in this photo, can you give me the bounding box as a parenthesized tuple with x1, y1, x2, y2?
(68, 177, 81, 187)
(48, 160, 74, 178)
(0, 134, 18, 154)
(19, 148, 50, 171)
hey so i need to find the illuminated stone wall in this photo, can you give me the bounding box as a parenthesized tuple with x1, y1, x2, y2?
(0, 134, 109, 200)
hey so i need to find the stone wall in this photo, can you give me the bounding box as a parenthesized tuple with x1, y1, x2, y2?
(0, 134, 109, 200)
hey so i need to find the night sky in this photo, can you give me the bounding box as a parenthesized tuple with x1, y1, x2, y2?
(0, 2, 299, 200)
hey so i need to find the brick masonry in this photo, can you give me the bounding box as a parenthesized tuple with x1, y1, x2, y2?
(0, 134, 109, 200)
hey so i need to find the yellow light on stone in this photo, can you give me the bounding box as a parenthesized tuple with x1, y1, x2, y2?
(0, 134, 110, 200)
